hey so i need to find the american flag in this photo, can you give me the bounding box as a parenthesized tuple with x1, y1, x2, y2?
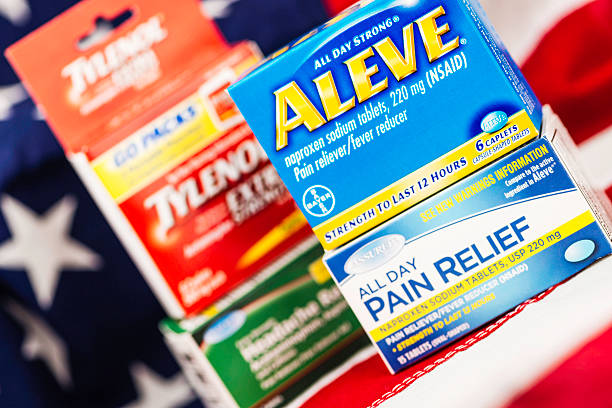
(0, 0, 611, 407)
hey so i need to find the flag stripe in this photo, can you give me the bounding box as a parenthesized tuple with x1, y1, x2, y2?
(578, 124, 612, 190)
(522, 0, 612, 145)
(504, 322, 612, 408)
(479, 0, 595, 64)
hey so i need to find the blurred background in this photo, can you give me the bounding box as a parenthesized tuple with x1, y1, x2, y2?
(0, 0, 611, 407)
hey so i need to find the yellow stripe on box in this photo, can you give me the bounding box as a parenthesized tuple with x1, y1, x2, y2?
(202, 305, 220, 319)
(92, 95, 224, 203)
(236, 209, 308, 269)
(308, 257, 332, 284)
(369, 210, 595, 342)
(314, 110, 539, 250)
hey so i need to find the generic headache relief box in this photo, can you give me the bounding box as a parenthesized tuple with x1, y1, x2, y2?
(229, 0, 542, 250)
(6, 0, 311, 317)
(161, 239, 368, 408)
(323, 114, 612, 374)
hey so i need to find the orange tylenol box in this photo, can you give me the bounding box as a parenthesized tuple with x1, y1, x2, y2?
(7, 0, 312, 317)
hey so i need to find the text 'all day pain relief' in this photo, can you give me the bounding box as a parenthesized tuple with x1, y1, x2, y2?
(6, 0, 312, 317)
(229, 0, 542, 250)
(323, 110, 612, 374)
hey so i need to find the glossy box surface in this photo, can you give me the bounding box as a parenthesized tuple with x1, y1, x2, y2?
(324, 136, 611, 374)
(229, 0, 542, 250)
(162, 240, 367, 407)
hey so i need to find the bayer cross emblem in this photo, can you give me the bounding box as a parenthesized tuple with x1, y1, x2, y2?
(302, 185, 335, 217)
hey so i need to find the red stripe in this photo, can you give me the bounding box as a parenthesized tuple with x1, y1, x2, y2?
(522, 0, 612, 145)
(302, 287, 558, 408)
(321, 0, 358, 16)
(504, 323, 612, 408)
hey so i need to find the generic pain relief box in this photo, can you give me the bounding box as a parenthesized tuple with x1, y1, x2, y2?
(229, 0, 542, 250)
(161, 239, 368, 408)
(323, 110, 612, 374)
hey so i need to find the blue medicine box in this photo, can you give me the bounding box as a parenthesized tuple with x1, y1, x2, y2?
(229, 0, 542, 250)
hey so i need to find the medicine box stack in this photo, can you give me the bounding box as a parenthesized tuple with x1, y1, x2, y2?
(324, 110, 612, 373)
(6, 2, 370, 406)
(229, 0, 612, 373)
(6, 0, 312, 318)
(161, 239, 368, 408)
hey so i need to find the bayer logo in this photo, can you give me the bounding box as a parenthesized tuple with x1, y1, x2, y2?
(302, 185, 335, 217)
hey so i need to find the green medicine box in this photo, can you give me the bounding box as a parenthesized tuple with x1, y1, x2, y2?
(160, 239, 369, 408)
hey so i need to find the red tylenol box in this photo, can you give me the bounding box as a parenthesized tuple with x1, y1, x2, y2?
(7, 0, 312, 317)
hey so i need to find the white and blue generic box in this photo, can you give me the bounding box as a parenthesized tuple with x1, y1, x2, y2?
(229, 0, 542, 250)
(323, 124, 612, 374)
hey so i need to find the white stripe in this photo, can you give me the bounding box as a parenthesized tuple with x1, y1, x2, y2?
(380, 256, 612, 408)
(0, 83, 27, 120)
(480, 0, 595, 64)
(578, 124, 612, 190)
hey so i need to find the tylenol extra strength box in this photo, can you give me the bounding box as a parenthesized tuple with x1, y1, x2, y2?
(6, 0, 312, 317)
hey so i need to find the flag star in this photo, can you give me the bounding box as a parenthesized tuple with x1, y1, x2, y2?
(0, 195, 103, 310)
(4, 299, 72, 389)
(201, 0, 239, 19)
(32, 105, 45, 121)
(122, 362, 196, 408)
(0, 0, 31, 26)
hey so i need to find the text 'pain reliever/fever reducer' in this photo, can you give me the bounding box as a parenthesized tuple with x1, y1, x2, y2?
(229, 0, 542, 250)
